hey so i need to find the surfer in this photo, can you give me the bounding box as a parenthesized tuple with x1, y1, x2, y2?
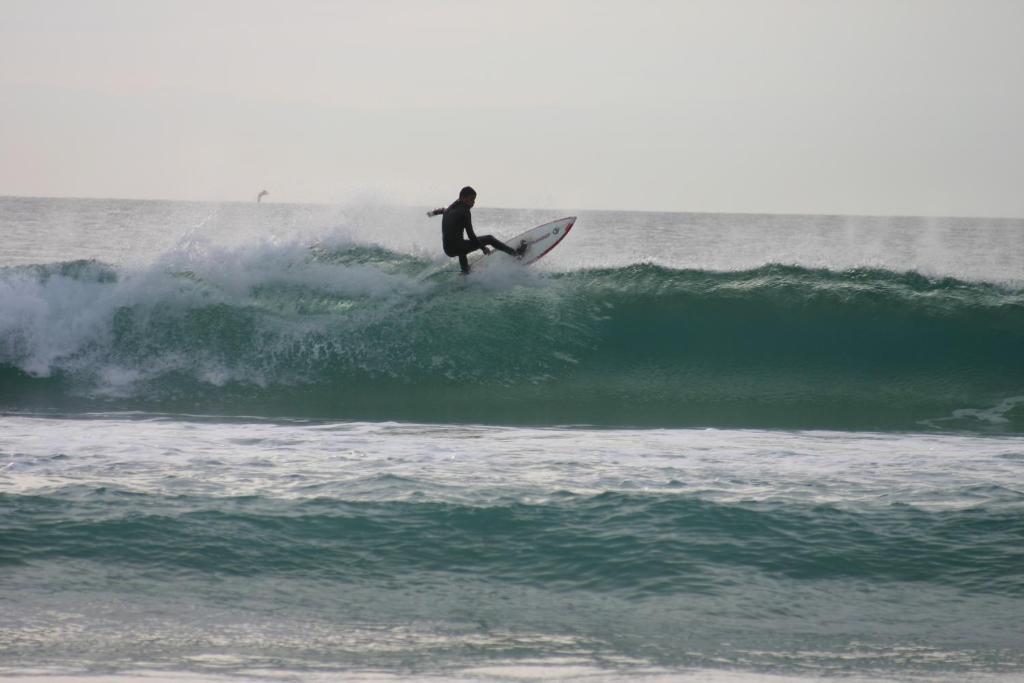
(429, 186, 525, 274)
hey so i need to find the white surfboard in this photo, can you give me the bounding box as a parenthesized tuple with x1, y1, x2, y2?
(470, 216, 576, 271)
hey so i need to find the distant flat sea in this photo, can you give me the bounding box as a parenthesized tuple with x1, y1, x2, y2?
(2, 196, 1023, 682)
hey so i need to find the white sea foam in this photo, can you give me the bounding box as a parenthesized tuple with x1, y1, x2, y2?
(0, 229, 434, 383)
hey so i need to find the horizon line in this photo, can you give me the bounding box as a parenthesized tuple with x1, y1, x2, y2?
(1, 192, 1022, 223)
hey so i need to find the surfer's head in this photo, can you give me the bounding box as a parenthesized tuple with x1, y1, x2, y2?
(459, 186, 476, 207)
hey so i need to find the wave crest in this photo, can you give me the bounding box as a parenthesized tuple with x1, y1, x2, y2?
(2, 246, 1022, 431)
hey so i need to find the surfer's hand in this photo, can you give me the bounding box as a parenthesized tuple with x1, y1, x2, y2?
(481, 246, 492, 255)
(426, 208, 445, 217)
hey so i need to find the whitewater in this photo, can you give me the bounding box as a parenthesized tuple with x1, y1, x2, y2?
(1, 196, 1023, 682)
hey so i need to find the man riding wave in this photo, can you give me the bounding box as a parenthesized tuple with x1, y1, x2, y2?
(428, 186, 525, 274)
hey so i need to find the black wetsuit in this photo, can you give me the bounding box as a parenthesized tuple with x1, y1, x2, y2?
(441, 199, 516, 273)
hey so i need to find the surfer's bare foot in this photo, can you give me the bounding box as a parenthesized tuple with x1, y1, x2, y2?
(515, 240, 528, 258)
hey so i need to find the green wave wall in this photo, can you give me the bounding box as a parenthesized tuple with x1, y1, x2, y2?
(2, 255, 1022, 431)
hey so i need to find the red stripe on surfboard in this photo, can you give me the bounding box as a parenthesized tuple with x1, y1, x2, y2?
(526, 218, 574, 265)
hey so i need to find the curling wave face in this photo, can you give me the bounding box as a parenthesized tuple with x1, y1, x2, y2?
(2, 242, 1022, 432)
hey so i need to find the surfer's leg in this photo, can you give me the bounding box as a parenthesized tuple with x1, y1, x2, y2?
(477, 235, 517, 256)
(445, 240, 474, 273)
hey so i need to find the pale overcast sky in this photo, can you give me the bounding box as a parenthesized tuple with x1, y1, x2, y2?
(2, 0, 1022, 215)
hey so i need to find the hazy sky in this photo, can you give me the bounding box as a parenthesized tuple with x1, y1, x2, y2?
(2, 0, 1023, 215)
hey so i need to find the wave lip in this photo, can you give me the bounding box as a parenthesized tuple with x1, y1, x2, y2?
(2, 251, 1023, 432)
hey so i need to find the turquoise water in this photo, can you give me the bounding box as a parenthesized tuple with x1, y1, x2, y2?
(1, 197, 1023, 681)
(2, 258, 1021, 430)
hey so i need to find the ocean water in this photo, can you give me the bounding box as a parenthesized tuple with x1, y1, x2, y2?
(1, 196, 1022, 682)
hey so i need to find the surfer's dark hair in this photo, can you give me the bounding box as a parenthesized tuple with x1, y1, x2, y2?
(459, 186, 477, 199)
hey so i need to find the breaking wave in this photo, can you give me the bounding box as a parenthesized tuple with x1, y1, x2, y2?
(2, 240, 1022, 431)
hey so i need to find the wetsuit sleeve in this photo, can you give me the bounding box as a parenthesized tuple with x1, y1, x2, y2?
(464, 212, 482, 248)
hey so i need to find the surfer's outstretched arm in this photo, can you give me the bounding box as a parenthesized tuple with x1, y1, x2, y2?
(426, 207, 445, 217)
